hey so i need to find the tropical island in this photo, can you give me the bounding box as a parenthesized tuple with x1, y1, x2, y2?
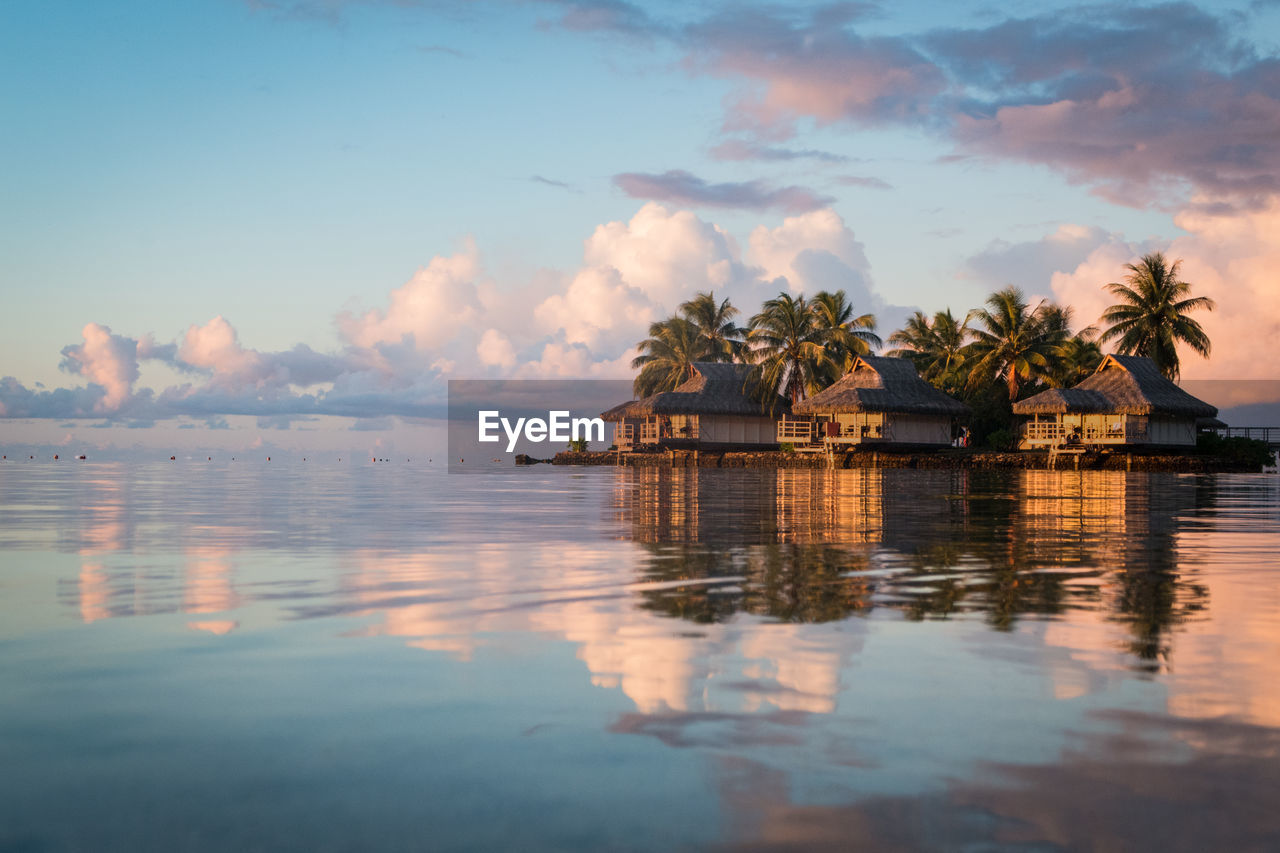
(550, 253, 1274, 472)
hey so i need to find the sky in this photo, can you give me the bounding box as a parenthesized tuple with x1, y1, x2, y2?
(3, 0, 1280, 454)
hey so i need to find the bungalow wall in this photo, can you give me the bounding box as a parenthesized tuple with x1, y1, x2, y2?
(1147, 416, 1196, 447)
(629, 414, 778, 448)
(884, 413, 953, 445)
(699, 415, 778, 446)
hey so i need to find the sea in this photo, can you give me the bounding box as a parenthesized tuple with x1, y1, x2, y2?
(2, 461, 1279, 851)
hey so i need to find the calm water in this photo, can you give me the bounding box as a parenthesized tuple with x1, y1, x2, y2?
(2, 462, 1279, 852)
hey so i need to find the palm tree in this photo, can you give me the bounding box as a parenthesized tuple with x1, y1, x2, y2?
(631, 317, 704, 397)
(965, 287, 1066, 401)
(1052, 328, 1104, 388)
(811, 290, 880, 379)
(747, 293, 835, 404)
(679, 291, 744, 362)
(887, 308, 969, 392)
(1099, 252, 1214, 380)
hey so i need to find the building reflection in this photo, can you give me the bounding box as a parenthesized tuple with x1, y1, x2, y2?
(44, 463, 1277, 730)
(611, 467, 1215, 671)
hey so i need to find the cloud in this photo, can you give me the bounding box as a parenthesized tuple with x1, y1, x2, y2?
(749, 209, 872, 294)
(563, 3, 1280, 210)
(349, 416, 395, 431)
(549, 0, 668, 38)
(833, 175, 892, 190)
(614, 170, 834, 214)
(709, 140, 850, 163)
(535, 267, 655, 352)
(476, 328, 518, 368)
(58, 323, 139, 412)
(530, 175, 579, 192)
(749, 209, 914, 335)
(1049, 198, 1280, 380)
(684, 7, 945, 134)
(530, 202, 766, 356)
(337, 239, 483, 351)
(3, 204, 914, 421)
(964, 225, 1121, 295)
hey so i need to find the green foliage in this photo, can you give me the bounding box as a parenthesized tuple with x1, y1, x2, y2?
(568, 438, 589, 453)
(679, 291, 745, 362)
(747, 292, 837, 403)
(631, 291, 747, 398)
(810, 289, 880, 380)
(779, 442, 796, 453)
(965, 286, 1070, 401)
(962, 383, 1014, 449)
(1100, 252, 1215, 380)
(1195, 433, 1273, 469)
(984, 428, 1017, 451)
(886, 308, 970, 395)
(631, 316, 703, 398)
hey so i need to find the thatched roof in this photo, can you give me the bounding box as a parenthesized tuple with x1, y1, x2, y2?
(1012, 354, 1218, 418)
(600, 400, 639, 423)
(611, 362, 786, 418)
(1009, 387, 1113, 414)
(793, 356, 969, 416)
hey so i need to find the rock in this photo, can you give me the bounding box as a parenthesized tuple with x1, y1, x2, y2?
(514, 454, 551, 465)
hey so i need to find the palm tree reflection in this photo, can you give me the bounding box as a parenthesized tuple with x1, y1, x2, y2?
(613, 467, 1213, 667)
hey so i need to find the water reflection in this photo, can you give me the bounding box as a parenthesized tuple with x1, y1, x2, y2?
(613, 468, 1218, 669)
(714, 711, 1280, 852)
(4, 462, 1279, 851)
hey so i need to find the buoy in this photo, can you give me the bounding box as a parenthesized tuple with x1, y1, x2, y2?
(53, 454, 59, 460)
(170, 456, 176, 460)
(267, 456, 271, 461)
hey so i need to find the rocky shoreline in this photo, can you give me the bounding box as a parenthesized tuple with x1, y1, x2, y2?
(539, 449, 1261, 473)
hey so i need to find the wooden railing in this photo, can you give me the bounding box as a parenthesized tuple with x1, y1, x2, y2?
(1024, 421, 1148, 443)
(1218, 427, 1280, 447)
(777, 418, 813, 442)
(615, 424, 634, 449)
(1024, 422, 1065, 442)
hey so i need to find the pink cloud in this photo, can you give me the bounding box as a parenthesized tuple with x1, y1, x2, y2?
(1050, 199, 1280, 381)
(58, 323, 139, 413)
(337, 239, 483, 351)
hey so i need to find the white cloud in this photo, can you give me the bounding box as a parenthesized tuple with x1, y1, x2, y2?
(337, 238, 483, 351)
(1050, 199, 1280, 380)
(476, 329, 516, 368)
(534, 266, 656, 353)
(7, 204, 917, 421)
(58, 323, 140, 412)
(581, 202, 753, 310)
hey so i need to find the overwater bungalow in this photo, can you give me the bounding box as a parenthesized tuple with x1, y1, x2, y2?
(603, 362, 786, 452)
(778, 355, 969, 450)
(1013, 354, 1217, 450)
